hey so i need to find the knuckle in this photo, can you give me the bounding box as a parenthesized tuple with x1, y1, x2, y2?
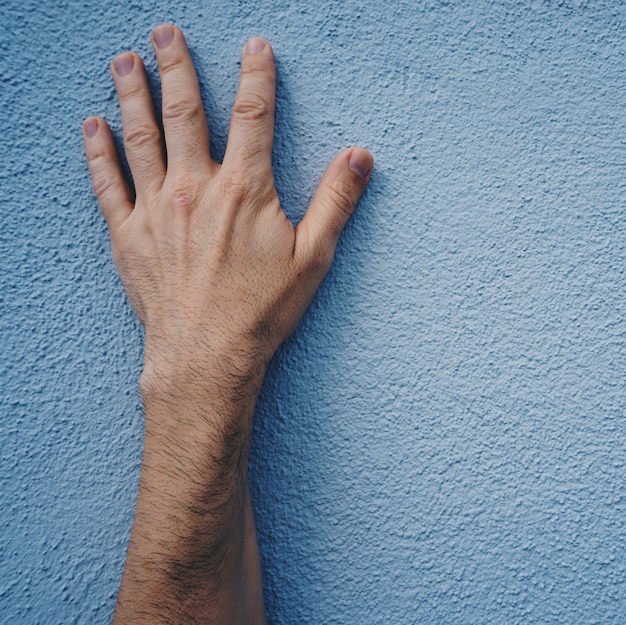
(327, 179, 357, 220)
(241, 60, 276, 79)
(86, 152, 117, 199)
(86, 147, 107, 167)
(307, 239, 335, 275)
(232, 92, 272, 122)
(119, 82, 145, 103)
(124, 123, 160, 150)
(92, 173, 116, 200)
(167, 171, 201, 213)
(219, 169, 249, 204)
(162, 98, 203, 124)
(159, 54, 184, 76)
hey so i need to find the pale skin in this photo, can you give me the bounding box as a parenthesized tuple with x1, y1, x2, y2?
(83, 24, 373, 624)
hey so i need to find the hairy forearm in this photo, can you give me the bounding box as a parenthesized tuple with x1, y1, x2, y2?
(112, 357, 267, 625)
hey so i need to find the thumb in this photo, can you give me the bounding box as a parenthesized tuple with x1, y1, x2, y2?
(296, 147, 373, 270)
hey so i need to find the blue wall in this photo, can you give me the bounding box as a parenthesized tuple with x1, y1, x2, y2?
(1, 1, 625, 623)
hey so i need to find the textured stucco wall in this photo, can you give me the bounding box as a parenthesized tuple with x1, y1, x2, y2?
(1, 0, 625, 623)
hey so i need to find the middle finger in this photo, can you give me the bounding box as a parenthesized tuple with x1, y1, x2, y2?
(151, 24, 214, 173)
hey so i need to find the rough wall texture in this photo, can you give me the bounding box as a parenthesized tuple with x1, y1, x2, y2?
(1, 0, 625, 623)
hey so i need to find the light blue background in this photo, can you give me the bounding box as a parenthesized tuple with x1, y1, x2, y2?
(1, 1, 625, 623)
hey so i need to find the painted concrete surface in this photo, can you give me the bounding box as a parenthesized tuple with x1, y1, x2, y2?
(1, 0, 625, 623)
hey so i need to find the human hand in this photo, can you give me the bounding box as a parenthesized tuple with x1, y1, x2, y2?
(83, 26, 373, 622)
(83, 25, 373, 389)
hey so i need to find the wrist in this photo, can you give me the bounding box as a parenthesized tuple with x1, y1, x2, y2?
(138, 337, 268, 461)
(140, 333, 270, 402)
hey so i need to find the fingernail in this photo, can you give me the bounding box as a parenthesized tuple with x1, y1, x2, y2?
(348, 149, 374, 180)
(113, 53, 134, 77)
(83, 117, 98, 138)
(245, 37, 266, 55)
(153, 24, 175, 48)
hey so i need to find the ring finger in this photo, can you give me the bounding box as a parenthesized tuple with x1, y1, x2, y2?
(112, 51, 166, 198)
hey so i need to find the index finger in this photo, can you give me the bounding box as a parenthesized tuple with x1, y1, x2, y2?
(223, 38, 276, 174)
